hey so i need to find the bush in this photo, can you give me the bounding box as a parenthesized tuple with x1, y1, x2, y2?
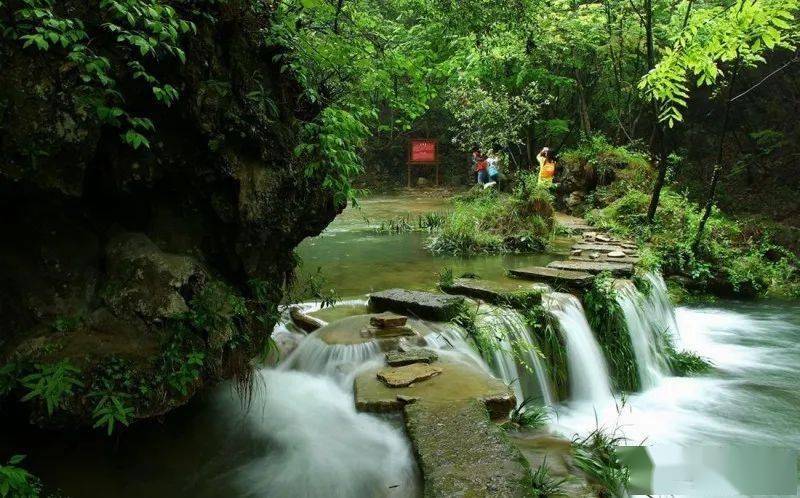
(427, 183, 555, 255)
(587, 188, 800, 298)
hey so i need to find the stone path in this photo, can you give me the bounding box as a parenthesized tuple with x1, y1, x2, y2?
(511, 214, 639, 287)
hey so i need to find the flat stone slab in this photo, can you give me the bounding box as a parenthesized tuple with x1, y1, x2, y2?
(364, 325, 416, 338)
(370, 312, 408, 328)
(355, 359, 515, 419)
(442, 278, 545, 306)
(378, 363, 442, 387)
(547, 259, 634, 276)
(386, 347, 439, 367)
(316, 314, 423, 345)
(508, 266, 594, 288)
(369, 289, 464, 321)
(405, 400, 529, 497)
(571, 255, 640, 265)
(571, 243, 627, 253)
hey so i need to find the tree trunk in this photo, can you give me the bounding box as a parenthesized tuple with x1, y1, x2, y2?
(693, 61, 741, 250)
(644, 0, 669, 223)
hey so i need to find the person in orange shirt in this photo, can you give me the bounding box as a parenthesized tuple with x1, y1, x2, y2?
(536, 147, 556, 187)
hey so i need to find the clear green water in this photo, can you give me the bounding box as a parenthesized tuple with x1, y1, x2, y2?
(295, 195, 572, 297)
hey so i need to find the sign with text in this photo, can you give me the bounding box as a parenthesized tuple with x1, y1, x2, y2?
(408, 139, 438, 164)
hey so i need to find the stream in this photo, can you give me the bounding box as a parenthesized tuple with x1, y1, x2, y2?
(3, 194, 799, 497)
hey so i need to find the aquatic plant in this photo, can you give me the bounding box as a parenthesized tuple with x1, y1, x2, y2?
(582, 273, 640, 392)
(664, 342, 713, 376)
(437, 267, 455, 288)
(528, 457, 567, 497)
(508, 397, 550, 430)
(572, 428, 630, 498)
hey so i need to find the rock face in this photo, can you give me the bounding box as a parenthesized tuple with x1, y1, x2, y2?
(369, 289, 464, 321)
(0, 2, 341, 427)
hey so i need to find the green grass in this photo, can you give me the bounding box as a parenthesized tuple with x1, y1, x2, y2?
(426, 179, 555, 255)
(529, 457, 567, 497)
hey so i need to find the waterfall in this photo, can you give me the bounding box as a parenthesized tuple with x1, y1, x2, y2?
(544, 293, 612, 404)
(615, 272, 676, 389)
(281, 335, 382, 388)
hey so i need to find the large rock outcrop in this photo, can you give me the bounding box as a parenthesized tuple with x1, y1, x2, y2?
(0, 1, 340, 427)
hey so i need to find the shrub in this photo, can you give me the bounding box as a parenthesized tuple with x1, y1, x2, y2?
(427, 183, 555, 255)
(587, 188, 800, 298)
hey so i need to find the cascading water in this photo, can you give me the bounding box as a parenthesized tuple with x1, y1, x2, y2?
(466, 306, 555, 406)
(233, 369, 419, 498)
(543, 292, 612, 404)
(615, 272, 677, 389)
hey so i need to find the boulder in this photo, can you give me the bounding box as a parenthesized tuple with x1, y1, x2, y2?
(385, 348, 439, 367)
(377, 363, 443, 387)
(369, 289, 464, 321)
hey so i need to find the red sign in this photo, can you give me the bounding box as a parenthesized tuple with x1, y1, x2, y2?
(409, 139, 438, 164)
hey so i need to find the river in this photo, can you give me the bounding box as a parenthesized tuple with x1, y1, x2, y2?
(3, 194, 799, 496)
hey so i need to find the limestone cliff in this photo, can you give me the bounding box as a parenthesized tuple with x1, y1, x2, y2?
(0, 1, 340, 427)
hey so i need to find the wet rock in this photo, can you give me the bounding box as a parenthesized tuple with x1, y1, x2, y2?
(508, 266, 594, 288)
(289, 306, 327, 333)
(441, 278, 544, 306)
(385, 348, 439, 367)
(595, 234, 613, 242)
(366, 325, 417, 338)
(369, 312, 408, 328)
(369, 289, 464, 321)
(606, 250, 627, 258)
(547, 260, 634, 277)
(355, 359, 515, 417)
(404, 400, 529, 498)
(377, 363, 442, 387)
(571, 243, 627, 253)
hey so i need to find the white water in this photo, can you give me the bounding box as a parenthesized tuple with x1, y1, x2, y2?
(544, 292, 612, 404)
(616, 280, 670, 389)
(468, 306, 555, 405)
(233, 370, 419, 498)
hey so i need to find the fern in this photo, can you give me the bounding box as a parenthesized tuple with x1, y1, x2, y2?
(91, 392, 135, 435)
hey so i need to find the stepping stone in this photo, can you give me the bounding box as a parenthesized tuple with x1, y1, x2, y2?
(355, 359, 515, 418)
(607, 250, 627, 258)
(595, 234, 613, 242)
(589, 252, 600, 259)
(441, 278, 545, 306)
(377, 363, 442, 387)
(571, 255, 640, 265)
(364, 325, 417, 338)
(547, 260, 633, 277)
(370, 312, 408, 328)
(289, 306, 327, 333)
(571, 243, 627, 253)
(508, 266, 594, 288)
(369, 289, 464, 321)
(386, 347, 439, 367)
(571, 249, 582, 256)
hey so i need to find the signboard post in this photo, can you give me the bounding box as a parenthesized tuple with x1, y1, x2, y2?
(407, 139, 439, 187)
